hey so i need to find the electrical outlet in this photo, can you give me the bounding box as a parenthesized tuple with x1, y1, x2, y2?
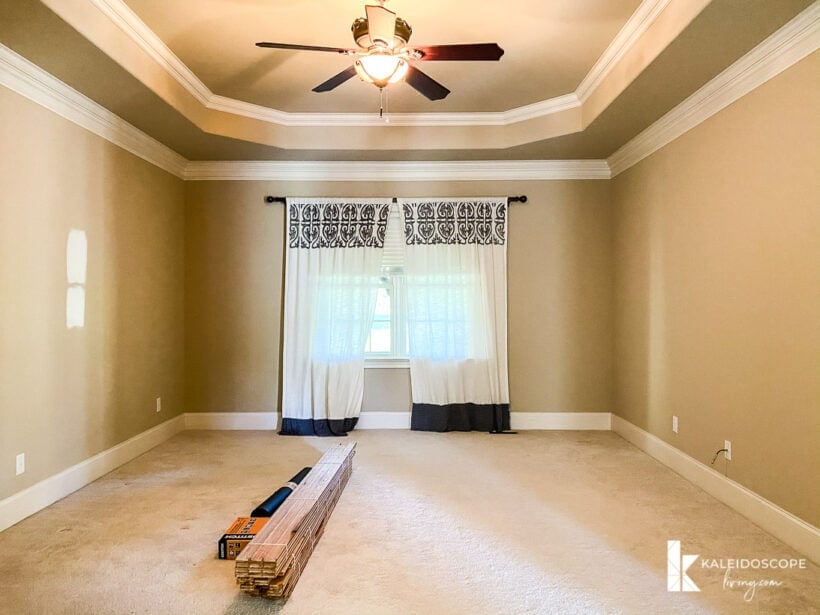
(724, 440, 732, 461)
(15, 453, 25, 476)
(672, 415, 679, 434)
(156, 397, 162, 413)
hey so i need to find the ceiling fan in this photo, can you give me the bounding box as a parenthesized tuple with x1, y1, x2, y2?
(255, 0, 504, 101)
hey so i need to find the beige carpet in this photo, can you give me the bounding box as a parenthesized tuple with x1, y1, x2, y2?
(0, 430, 816, 615)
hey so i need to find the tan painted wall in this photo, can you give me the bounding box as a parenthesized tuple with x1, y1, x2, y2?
(612, 53, 820, 525)
(0, 88, 186, 501)
(184, 179, 613, 416)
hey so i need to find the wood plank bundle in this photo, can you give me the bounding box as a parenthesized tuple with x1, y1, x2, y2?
(235, 443, 355, 598)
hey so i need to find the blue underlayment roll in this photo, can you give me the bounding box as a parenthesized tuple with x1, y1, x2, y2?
(250, 467, 312, 517)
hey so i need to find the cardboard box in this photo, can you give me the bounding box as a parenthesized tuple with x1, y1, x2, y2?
(218, 517, 268, 560)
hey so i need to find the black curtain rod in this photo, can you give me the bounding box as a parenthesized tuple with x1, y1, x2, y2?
(265, 195, 527, 204)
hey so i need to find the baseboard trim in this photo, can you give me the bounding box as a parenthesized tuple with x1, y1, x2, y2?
(4, 410, 816, 565)
(184, 412, 279, 430)
(357, 412, 412, 429)
(0, 414, 185, 532)
(611, 415, 820, 563)
(179, 411, 613, 431)
(511, 411, 612, 430)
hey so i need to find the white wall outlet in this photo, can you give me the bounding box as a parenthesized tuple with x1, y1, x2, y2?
(156, 397, 162, 413)
(15, 453, 25, 476)
(672, 415, 679, 433)
(724, 440, 732, 461)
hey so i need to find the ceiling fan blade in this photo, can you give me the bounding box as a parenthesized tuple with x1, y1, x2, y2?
(312, 66, 358, 93)
(414, 43, 505, 61)
(365, 4, 397, 47)
(256, 42, 352, 54)
(404, 65, 450, 101)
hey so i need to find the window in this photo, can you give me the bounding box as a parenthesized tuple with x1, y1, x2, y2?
(365, 205, 408, 364)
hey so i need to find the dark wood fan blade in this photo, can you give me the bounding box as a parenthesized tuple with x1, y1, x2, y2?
(256, 42, 352, 54)
(405, 65, 450, 100)
(414, 43, 504, 61)
(312, 66, 358, 92)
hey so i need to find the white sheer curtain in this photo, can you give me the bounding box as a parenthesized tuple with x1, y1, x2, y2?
(281, 198, 391, 436)
(399, 198, 510, 432)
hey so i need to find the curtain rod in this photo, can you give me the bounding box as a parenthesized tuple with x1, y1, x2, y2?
(265, 195, 527, 204)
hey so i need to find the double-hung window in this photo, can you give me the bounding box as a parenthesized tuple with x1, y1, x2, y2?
(364, 204, 408, 365)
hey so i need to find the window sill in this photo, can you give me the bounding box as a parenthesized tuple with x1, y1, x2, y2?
(364, 358, 410, 369)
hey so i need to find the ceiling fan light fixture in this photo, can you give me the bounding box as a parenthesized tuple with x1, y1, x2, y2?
(352, 16, 412, 49)
(355, 53, 408, 87)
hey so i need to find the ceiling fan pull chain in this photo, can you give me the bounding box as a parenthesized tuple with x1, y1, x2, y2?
(383, 87, 390, 123)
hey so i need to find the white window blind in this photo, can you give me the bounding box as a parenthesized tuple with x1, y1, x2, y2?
(380, 203, 405, 274)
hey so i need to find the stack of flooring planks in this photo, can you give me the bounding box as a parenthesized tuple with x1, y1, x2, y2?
(235, 443, 356, 598)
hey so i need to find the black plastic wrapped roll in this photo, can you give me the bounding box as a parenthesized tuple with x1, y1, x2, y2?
(250, 467, 311, 517)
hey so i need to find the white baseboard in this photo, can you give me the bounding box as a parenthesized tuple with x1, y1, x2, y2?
(355, 411, 612, 430)
(4, 410, 816, 566)
(611, 415, 820, 564)
(511, 411, 612, 430)
(184, 412, 279, 430)
(179, 411, 613, 430)
(357, 411, 412, 429)
(0, 414, 185, 532)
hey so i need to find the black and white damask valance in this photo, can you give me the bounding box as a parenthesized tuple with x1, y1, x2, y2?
(287, 199, 391, 249)
(401, 198, 507, 246)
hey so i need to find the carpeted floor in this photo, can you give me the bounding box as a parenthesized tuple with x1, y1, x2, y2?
(0, 430, 816, 615)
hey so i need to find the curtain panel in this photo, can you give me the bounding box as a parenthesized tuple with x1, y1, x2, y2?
(280, 198, 391, 436)
(399, 198, 510, 432)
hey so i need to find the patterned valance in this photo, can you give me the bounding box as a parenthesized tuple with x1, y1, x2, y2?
(287, 199, 391, 249)
(401, 198, 507, 246)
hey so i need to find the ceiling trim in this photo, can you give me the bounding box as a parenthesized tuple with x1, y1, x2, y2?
(182, 160, 612, 182)
(0, 44, 608, 181)
(87, 0, 669, 128)
(5, 5, 813, 184)
(207, 93, 582, 128)
(89, 0, 210, 106)
(576, 0, 672, 102)
(0, 43, 187, 178)
(609, 3, 820, 177)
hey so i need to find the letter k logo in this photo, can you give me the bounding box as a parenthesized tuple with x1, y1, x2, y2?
(667, 540, 700, 592)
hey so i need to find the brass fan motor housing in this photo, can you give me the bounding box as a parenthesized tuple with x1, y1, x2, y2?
(352, 16, 412, 49)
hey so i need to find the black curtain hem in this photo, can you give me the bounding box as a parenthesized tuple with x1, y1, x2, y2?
(410, 403, 510, 432)
(279, 417, 358, 437)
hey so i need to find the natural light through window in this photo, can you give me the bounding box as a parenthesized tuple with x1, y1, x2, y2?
(364, 204, 407, 363)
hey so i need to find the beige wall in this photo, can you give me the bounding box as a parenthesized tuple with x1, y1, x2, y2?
(184, 179, 614, 416)
(612, 53, 820, 525)
(0, 88, 185, 500)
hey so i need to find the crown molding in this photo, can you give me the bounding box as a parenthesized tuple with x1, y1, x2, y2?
(576, 0, 672, 102)
(207, 93, 581, 127)
(88, 0, 211, 106)
(0, 43, 187, 178)
(608, 3, 820, 177)
(183, 160, 612, 182)
(89, 0, 665, 128)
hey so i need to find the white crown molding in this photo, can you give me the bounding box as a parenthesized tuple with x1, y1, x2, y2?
(183, 159, 612, 182)
(89, 0, 662, 128)
(88, 0, 211, 106)
(608, 2, 820, 177)
(0, 43, 188, 179)
(576, 0, 672, 102)
(208, 93, 581, 127)
(612, 415, 820, 564)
